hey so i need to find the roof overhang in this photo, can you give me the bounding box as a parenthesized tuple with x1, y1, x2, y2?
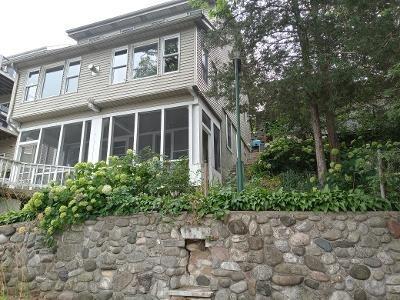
(66, 0, 191, 41)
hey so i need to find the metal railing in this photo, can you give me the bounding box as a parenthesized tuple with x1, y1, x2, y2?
(0, 157, 74, 190)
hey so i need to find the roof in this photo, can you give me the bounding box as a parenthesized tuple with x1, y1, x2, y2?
(67, 0, 191, 41)
(6, 0, 213, 69)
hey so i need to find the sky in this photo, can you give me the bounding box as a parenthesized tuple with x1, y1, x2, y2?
(0, 0, 170, 57)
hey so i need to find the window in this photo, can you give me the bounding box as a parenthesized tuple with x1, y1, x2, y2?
(20, 129, 40, 142)
(65, 61, 80, 93)
(164, 107, 188, 160)
(37, 126, 61, 165)
(42, 66, 64, 98)
(226, 116, 232, 151)
(201, 49, 209, 84)
(213, 124, 221, 172)
(100, 118, 110, 161)
(111, 114, 135, 157)
(24, 70, 39, 102)
(111, 49, 128, 84)
(58, 122, 82, 167)
(133, 43, 158, 79)
(138, 110, 161, 155)
(202, 110, 211, 129)
(163, 36, 179, 73)
(82, 121, 92, 162)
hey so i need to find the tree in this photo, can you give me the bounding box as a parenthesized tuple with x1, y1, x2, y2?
(191, 0, 400, 186)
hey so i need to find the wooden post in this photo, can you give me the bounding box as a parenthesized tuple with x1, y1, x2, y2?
(377, 150, 386, 200)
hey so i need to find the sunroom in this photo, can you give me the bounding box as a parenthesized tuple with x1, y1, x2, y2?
(0, 101, 222, 189)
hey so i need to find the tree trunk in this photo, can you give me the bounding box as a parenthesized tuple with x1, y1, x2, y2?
(326, 110, 339, 162)
(310, 103, 327, 186)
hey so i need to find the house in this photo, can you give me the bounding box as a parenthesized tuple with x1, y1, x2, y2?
(0, 55, 18, 159)
(1, 0, 251, 189)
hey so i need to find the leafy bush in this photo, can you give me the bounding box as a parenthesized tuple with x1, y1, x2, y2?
(252, 136, 318, 175)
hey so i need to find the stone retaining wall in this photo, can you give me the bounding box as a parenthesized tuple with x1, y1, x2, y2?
(1, 212, 400, 299)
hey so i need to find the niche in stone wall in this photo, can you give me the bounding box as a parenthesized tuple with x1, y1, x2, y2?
(185, 239, 212, 287)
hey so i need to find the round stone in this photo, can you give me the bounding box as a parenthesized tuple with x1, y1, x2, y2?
(304, 255, 325, 272)
(304, 278, 319, 289)
(280, 216, 296, 227)
(196, 275, 210, 286)
(271, 275, 304, 286)
(251, 265, 272, 281)
(349, 264, 371, 280)
(329, 291, 352, 300)
(363, 258, 382, 268)
(289, 233, 310, 247)
(314, 238, 333, 252)
(256, 281, 271, 296)
(353, 289, 367, 300)
(228, 220, 248, 235)
(230, 280, 247, 293)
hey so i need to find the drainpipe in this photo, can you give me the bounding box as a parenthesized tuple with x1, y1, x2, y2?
(6, 70, 19, 128)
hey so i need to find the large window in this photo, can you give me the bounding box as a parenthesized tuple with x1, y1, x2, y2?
(42, 66, 64, 98)
(65, 61, 80, 93)
(111, 49, 128, 84)
(133, 43, 158, 79)
(213, 124, 221, 172)
(138, 110, 161, 155)
(111, 114, 135, 157)
(226, 116, 232, 151)
(82, 121, 92, 162)
(201, 49, 209, 84)
(24, 70, 40, 102)
(162, 36, 179, 73)
(164, 107, 188, 160)
(18, 129, 40, 163)
(58, 122, 82, 167)
(37, 126, 61, 165)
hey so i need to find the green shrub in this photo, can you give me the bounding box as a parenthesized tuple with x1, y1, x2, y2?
(252, 136, 318, 175)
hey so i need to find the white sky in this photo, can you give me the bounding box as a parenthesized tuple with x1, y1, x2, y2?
(0, 0, 170, 57)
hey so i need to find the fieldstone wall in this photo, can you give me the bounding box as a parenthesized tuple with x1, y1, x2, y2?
(1, 212, 400, 299)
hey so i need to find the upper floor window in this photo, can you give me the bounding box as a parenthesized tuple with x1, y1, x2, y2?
(111, 49, 128, 84)
(133, 42, 158, 79)
(162, 36, 179, 73)
(202, 49, 209, 84)
(42, 66, 64, 98)
(24, 70, 40, 102)
(65, 60, 81, 93)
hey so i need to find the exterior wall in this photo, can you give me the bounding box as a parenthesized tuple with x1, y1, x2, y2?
(1, 212, 400, 299)
(12, 26, 196, 123)
(195, 28, 251, 151)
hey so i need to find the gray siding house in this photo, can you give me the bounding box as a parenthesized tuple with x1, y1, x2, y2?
(1, 0, 251, 188)
(0, 55, 18, 160)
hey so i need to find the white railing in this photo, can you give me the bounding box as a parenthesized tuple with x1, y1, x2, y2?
(0, 158, 74, 190)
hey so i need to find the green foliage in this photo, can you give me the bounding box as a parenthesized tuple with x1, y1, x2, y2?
(252, 137, 317, 175)
(10, 151, 193, 241)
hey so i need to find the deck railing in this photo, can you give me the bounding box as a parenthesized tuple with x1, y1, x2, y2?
(0, 158, 74, 190)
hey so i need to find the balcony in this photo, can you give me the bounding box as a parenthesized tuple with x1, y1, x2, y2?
(0, 157, 73, 190)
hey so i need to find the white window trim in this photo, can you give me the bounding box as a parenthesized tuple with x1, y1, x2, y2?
(40, 64, 65, 99)
(161, 33, 181, 75)
(110, 47, 129, 85)
(131, 39, 159, 81)
(226, 115, 232, 153)
(23, 68, 40, 102)
(64, 58, 81, 94)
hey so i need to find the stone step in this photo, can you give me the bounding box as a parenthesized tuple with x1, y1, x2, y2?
(169, 287, 213, 299)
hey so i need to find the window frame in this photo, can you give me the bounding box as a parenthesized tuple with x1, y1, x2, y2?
(110, 47, 129, 85)
(226, 115, 233, 152)
(24, 69, 41, 102)
(161, 33, 180, 75)
(131, 39, 159, 80)
(64, 58, 81, 94)
(40, 65, 65, 99)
